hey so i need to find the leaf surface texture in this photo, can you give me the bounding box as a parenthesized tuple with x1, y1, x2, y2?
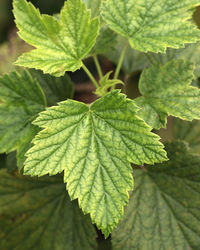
(0, 71, 46, 154)
(24, 90, 167, 236)
(101, 0, 200, 52)
(135, 60, 200, 129)
(112, 141, 200, 249)
(13, 0, 100, 76)
(0, 170, 97, 250)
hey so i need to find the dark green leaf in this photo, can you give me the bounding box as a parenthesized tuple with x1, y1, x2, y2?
(112, 141, 200, 249)
(0, 170, 97, 250)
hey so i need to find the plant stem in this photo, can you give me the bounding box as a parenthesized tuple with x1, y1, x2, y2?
(82, 63, 99, 88)
(114, 43, 128, 80)
(122, 74, 129, 94)
(93, 55, 103, 79)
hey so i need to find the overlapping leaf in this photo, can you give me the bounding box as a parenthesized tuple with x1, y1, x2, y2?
(0, 33, 31, 75)
(30, 70, 74, 106)
(0, 154, 6, 169)
(173, 118, 200, 154)
(112, 141, 200, 249)
(13, 0, 100, 76)
(0, 70, 46, 154)
(90, 25, 117, 56)
(101, 0, 200, 53)
(83, 0, 117, 56)
(149, 43, 200, 78)
(0, 170, 97, 250)
(6, 152, 17, 173)
(135, 60, 200, 129)
(83, 0, 101, 17)
(24, 90, 167, 237)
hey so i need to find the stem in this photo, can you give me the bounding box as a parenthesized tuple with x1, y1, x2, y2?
(114, 43, 128, 79)
(122, 74, 129, 94)
(93, 55, 103, 79)
(82, 63, 99, 88)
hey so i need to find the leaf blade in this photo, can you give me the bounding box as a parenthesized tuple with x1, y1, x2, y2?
(112, 141, 200, 249)
(101, 0, 200, 53)
(135, 60, 200, 129)
(24, 90, 167, 236)
(0, 70, 45, 154)
(13, 0, 100, 76)
(0, 170, 97, 250)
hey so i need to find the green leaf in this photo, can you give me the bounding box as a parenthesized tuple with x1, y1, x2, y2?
(101, 0, 200, 53)
(13, 0, 100, 76)
(17, 70, 74, 169)
(16, 127, 40, 171)
(135, 60, 200, 129)
(6, 151, 17, 173)
(149, 43, 200, 78)
(112, 141, 200, 249)
(0, 33, 31, 75)
(95, 71, 123, 96)
(0, 70, 46, 154)
(90, 25, 118, 56)
(24, 90, 167, 237)
(0, 154, 6, 169)
(0, 170, 97, 250)
(83, 0, 101, 17)
(30, 70, 74, 106)
(173, 118, 200, 154)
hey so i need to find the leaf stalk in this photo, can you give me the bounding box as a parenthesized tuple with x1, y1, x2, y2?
(93, 55, 103, 79)
(82, 63, 99, 88)
(114, 43, 128, 80)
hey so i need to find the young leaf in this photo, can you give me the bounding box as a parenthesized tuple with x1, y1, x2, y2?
(101, 0, 200, 53)
(13, 0, 100, 76)
(135, 60, 200, 129)
(112, 141, 200, 249)
(95, 71, 123, 96)
(0, 70, 46, 154)
(0, 170, 97, 250)
(24, 90, 167, 237)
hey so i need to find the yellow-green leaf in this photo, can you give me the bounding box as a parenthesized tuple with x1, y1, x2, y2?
(24, 90, 167, 237)
(135, 60, 200, 129)
(13, 0, 100, 76)
(101, 0, 200, 53)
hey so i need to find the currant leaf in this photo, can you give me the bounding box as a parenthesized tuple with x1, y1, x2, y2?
(24, 90, 167, 236)
(13, 0, 100, 76)
(0, 170, 97, 250)
(0, 70, 46, 154)
(135, 60, 200, 129)
(101, 0, 200, 53)
(112, 141, 200, 249)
